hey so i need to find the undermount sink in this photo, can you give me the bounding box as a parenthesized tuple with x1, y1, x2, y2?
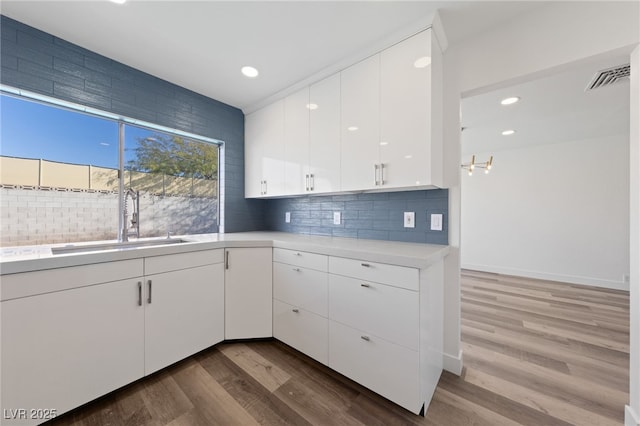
(51, 238, 189, 255)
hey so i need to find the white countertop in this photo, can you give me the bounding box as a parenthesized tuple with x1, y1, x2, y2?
(0, 232, 449, 274)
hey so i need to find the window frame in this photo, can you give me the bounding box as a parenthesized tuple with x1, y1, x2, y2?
(0, 85, 224, 243)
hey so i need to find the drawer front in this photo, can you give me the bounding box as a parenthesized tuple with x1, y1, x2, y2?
(1, 259, 144, 301)
(273, 262, 328, 317)
(145, 249, 223, 275)
(274, 300, 329, 365)
(329, 274, 418, 350)
(328, 320, 420, 413)
(273, 248, 328, 272)
(328, 256, 418, 290)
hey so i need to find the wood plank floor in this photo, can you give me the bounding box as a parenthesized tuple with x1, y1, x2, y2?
(47, 270, 629, 426)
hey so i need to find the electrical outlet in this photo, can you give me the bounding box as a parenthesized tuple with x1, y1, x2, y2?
(333, 212, 341, 225)
(430, 214, 443, 231)
(285, 212, 291, 223)
(404, 212, 415, 228)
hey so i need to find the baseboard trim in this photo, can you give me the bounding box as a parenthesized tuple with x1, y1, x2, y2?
(461, 263, 629, 291)
(626, 405, 640, 426)
(443, 350, 463, 375)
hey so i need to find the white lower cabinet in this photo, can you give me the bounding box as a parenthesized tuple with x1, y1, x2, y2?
(224, 247, 273, 339)
(0, 250, 224, 426)
(328, 320, 421, 413)
(1, 277, 145, 426)
(327, 256, 432, 414)
(273, 299, 328, 365)
(144, 263, 224, 374)
(272, 248, 329, 365)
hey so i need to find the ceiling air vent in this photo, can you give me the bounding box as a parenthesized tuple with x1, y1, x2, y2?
(585, 64, 630, 91)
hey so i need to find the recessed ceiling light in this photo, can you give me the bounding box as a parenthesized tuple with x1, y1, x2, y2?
(414, 56, 431, 68)
(99, 142, 110, 146)
(500, 96, 520, 105)
(110, 0, 127, 4)
(501, 129, 516, 136)
(241, 66, 259, 78)
(379, 141, 389, 146)
(306, 103, 318, 110)
(404, 154, 413, 159)
(347, 126, 358, 132)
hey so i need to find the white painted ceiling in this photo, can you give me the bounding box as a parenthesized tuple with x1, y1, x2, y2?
(1, 1, 543, 112)
(461, 54, 631, 156)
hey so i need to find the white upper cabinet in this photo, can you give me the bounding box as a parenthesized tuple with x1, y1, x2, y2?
(245, 100, 285, 197)
(244, 28, 442, 198)
(309, 73, 341, 193)
(284, 88, 310, 195)
(340, 54, 381, 192)
(380, 30, 433, 189)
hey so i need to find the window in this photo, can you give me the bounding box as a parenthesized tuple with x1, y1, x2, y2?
(0, 92, 220, 247)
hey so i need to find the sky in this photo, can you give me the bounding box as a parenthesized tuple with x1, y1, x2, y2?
(0, 95, 157, 169)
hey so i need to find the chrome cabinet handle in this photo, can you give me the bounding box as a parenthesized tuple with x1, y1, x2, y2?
(305, 174, 309, 191)
(374, 164, 379, 186)
(360, 283, 370, 288)
(292, 308, 299, 313)
(361, 335, 370, 341)
(380, 163, 385, 185)
(147, 280, 152, 304)
(309, 174, 314, 191)
(264, 180, 267, 195)
(361, 263, 371, 268)
(225, 250, 229, 269)
(137, 281, 142, 306)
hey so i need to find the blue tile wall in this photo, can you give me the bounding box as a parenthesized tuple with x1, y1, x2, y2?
(264, 189, 448, 245)
(0, 15, 264, 233)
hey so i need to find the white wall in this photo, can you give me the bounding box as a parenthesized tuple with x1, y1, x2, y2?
(461, 134, 630, 290)
(626, 44, 640, 426)
(439, 0, 639, 387)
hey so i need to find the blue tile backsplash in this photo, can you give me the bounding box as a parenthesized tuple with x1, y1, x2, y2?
(263, 189, 448, 245)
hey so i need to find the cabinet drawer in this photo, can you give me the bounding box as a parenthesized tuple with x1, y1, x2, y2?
(273, 248, 328, 272)
(329, 320, 420, 413)
(1, 259, 144, 301)
(329, 256, 418, 290)
(274, 300, 328, 365)
(273, 262, 328, 317)
(145, 249, 223, 275)
(329, 274, 418, 350)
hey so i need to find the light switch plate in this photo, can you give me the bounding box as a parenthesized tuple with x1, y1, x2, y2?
(285, 212, 291, 223)
(404, 212, 415, 228)
(430, 214, 443, 231)
(333, 212, 341, 225)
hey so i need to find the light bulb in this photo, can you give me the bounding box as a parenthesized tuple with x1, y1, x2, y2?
(484, 169, 489, 174)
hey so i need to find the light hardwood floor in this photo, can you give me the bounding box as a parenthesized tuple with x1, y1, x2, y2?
(47, 270, 629, 425)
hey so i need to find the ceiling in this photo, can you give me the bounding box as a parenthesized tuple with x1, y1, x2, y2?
(1, 1, 544, 112)
(461, 54, 631, 156)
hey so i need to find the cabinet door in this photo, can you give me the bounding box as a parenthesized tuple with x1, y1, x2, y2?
(224, 248, 273, 339)
(1, 279, 144, 425)
(144, 263, 224, 375)
(309, 74, 341, 193)
(245, 101, 285, 198)
(284, 87, 310, 195)
(329, 320, 420, 414)
(245, 109, 265, 198)
(261, 100, 286, 197)
(380, 30, 431, 188)
(273, 262, 328, 317)
(273, 299, 328, 365)
(340, 54, 381, 191)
